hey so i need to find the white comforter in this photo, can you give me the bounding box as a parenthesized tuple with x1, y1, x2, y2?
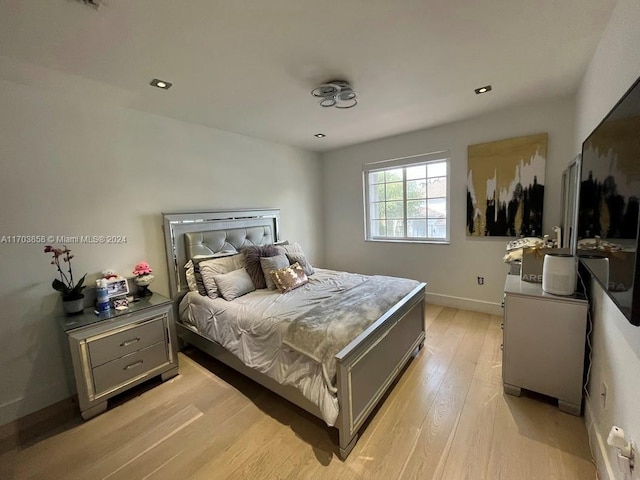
(179, 268, 370, 426)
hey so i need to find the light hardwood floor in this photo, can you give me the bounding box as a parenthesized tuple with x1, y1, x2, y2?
(0, 306, 596, 480)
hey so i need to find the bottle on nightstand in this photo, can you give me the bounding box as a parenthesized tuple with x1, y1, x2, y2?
(96, 279, 111, 313)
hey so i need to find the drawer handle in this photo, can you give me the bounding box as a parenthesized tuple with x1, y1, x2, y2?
(124, 360, 144, 370)
(120, 337, 140, 347)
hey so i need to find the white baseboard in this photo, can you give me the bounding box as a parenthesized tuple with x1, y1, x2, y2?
(425, 293, 503, 316)
(584, 399, 616, 480)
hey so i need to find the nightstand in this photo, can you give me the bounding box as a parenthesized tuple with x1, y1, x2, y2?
(61, 293, 179, 420)
(502, 274, 588, 415)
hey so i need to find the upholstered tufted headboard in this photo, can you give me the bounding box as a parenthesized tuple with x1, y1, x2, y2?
(162, 209, 280, 299)
(183, 226, 274, 259)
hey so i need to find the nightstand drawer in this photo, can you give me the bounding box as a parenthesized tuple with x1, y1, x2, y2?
(92, 341, 168, 394)
(88, 316, 166, 367)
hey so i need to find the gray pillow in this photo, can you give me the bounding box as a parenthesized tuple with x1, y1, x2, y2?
(199, 253, 246, 298)
(276, 242, 304, 256)
(260, 255, 290, 290)
(242, 244, 280, 289)
(276, 243, 314, 276)
(191, 251, 238, 296)
(286, 252, 315, 276)
(214, 268, 255, 301)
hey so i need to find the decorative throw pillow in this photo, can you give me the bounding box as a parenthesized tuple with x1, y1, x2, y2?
(276, 242, 314, 276)
(191, 251, 239, 296)
(260, 254, 290, 290)
(199, 253, 246, 298)
(214, 268, 255, 301)
(242, 244, 280, 289)
(285, 252, 315, 276)
(270, 262, 309, 293)
(184, 261, 198, 292)
(275, 242, 304, 256)
(191, 256, 215, 295)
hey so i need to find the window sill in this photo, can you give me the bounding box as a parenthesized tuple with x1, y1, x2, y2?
(365, 238, 450, 245)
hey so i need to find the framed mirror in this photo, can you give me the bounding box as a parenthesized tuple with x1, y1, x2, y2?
(561, 155, 581, 252)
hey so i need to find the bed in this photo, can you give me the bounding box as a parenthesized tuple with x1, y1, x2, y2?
(162, 209, 426, 459)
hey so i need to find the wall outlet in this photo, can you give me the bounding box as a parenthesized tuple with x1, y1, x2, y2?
(601, 381, 608, 411)
(477, 276, 485, 285)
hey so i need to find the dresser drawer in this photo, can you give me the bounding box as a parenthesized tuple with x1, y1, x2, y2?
(88, 317, 166, 367)
(92, 341, 168, 394)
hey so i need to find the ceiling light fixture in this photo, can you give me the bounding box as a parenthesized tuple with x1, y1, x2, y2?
(474, 85, 492, 94)
(76, 0, 103, 9)
(311, 80, 357, 109)
(150, 79, 173, 90)
(314, 133, 326, 138)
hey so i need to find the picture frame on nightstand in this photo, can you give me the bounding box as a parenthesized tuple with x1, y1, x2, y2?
(106, 277, 129, 298)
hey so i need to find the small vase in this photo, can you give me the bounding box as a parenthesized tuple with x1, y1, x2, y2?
(134, 274, 155, 297)
(63, 295, 85, 315)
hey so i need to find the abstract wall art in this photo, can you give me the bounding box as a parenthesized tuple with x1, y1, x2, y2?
(467, 133, 547, 236)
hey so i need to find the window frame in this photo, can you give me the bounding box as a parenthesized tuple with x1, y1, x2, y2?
(363, 151, 450, 244)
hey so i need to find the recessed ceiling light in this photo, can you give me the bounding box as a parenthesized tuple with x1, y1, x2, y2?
(150, 79, 172, 90)
(314, 133, 326, 138)
(474, 85, 492, 94)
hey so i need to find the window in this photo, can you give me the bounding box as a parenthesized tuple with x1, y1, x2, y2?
(364, 152, 450, 243)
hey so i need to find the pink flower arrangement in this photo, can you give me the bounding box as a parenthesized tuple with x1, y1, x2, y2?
(44, 245, 86, 300)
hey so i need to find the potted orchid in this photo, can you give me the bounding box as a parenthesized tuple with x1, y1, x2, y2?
(44, 245, 87, 315)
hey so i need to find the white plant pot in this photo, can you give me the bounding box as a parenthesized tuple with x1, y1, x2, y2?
(63, 296, 85, 315)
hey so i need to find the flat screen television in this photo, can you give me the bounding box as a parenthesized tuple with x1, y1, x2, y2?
(577, 75, 640, 326)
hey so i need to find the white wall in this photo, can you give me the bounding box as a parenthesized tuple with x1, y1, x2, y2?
(0, 72, 323, 426)
(574, 1, 640, 479)
(322, 98, 575, 313)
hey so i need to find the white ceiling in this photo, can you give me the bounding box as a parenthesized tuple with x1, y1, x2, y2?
(0, 0, 618, 152)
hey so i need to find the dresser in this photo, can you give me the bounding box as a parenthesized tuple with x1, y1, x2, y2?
(61, 294, 179, 420)
(502, 274, 588, 415)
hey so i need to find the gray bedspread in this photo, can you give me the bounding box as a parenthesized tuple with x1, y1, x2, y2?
(282, 275, 420, 389)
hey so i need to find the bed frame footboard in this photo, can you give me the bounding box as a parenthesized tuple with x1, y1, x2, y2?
(335, 282, 426, 459)
(176, 282, 426, 460)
